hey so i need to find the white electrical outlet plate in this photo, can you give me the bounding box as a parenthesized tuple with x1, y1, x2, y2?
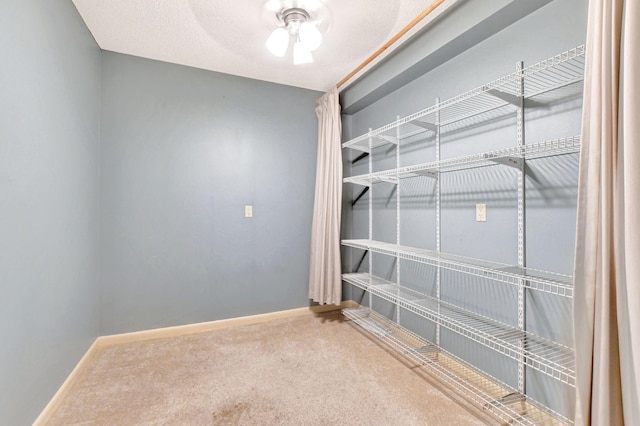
(244, 205, 253, 218)
(476, 204, 487, 222)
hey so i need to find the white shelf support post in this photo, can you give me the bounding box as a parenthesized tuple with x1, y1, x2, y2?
(396, 116, 401, 326)
(435, 97, 442, 348)
(368, 129, 374, 312)
(516, 61, 527, 396)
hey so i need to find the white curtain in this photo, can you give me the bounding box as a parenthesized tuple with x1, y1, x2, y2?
(308, 87, 343, 305)
(573, 1, 639, 425)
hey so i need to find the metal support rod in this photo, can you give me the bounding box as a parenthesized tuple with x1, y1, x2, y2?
(352, 187, 369, 206)
(354, 250, 369, 273)
(351, 152, 369, 164)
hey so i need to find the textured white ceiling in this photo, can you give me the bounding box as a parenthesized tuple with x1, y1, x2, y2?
(71, 0, 433, 92)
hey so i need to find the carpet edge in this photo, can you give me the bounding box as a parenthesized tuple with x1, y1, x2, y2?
(32, 301, 357, 425)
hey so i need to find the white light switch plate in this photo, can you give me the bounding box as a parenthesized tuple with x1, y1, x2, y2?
(476, 204, 487, 222)
(244, 205, 253, 218)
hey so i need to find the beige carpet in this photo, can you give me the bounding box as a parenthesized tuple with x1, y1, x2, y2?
(45, 311, 487, 425)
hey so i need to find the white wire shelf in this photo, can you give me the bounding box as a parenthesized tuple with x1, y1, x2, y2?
(343, 136, 580, 186)
(341, 45, 585, 153)
(342, 239, 574, 298)
(522, 45, 585, 100)
(343, 307, 572, 425)
(343, 273, 575, 386)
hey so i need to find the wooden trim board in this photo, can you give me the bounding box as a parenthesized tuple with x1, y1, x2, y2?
(336, 0, 445, 89)
(32, 339, 102, 426)
(98, 301, 358, 346)
(33, 301, 356, 425)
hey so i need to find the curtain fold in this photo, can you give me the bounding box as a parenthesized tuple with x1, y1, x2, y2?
(616, 1, 640, 423)
(574, 1, 639, 424)
(308, 87, 343, 305)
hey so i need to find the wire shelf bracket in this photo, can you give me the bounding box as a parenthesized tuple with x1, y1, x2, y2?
(351, 187, 369, 206)
(410, 119, 438, 133)
(486, 89, 522, 107)
(351, 152, 369, 164)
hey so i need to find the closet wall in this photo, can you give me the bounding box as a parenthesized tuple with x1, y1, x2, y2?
(341, 0, 587, 419)
(1, 3, 321, 423)
(0, 1, 102, 424)
(100, 52, 321, 334)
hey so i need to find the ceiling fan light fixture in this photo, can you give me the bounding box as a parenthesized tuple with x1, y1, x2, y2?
(299, 22, 322, 51)
(266, 5, 324, 64)
(266, 27, 289, 57)
(293, 40, 313, 65)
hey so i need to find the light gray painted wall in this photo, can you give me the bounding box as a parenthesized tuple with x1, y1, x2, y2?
(342, 0, 586, 419)
(0, 1, 101, 424)
(100, 52, 321, 334)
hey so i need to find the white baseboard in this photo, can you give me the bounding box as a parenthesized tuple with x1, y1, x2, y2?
(33, 301, 356, 425)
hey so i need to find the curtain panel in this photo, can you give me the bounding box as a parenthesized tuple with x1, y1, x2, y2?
(308, 87, 343, 305)
(574, 1, 639, 424)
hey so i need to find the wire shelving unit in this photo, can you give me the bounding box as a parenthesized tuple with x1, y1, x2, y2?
(343, 272, 575, 385)
(342, 239, 574, 297)
(343, 136, 581, 186)
(341, 45, 585, 425)
(343, 308, 572, 425)
(342, 46, 585, 153)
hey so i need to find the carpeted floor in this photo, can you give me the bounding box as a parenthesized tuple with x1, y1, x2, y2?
(46, 311, 487, 425)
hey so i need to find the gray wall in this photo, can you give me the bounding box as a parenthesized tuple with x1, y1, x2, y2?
(340, 0, 554, 114)
(100, 52, 321, 334)
(341, 0, 586, 419)
(0, 1, 102, 424)
(0, 3, 321, 421)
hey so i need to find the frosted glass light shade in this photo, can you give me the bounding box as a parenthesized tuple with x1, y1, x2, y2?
(293, 40, 313, 65)
(266, 27, 289, 57)
(299, 22, 322, 51)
